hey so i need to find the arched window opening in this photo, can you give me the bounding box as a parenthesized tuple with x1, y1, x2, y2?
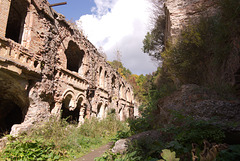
(99, 67, 103, 87)
(112, 75, 116, 89)
(97, 102, 104, 119)
(5, 0, 28, 43)
(104, 71, 107, 88)
(0, 100, 23, 137)
(65, 41, 84, 72)
(61, 95, 80, 124)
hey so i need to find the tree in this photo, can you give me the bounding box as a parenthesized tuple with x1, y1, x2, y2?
(143, 0, 165, 61)
(108, 60, 132, 79)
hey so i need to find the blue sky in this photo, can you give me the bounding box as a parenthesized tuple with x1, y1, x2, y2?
(48, 0, 95, 20)
(48, 0, 157, 75)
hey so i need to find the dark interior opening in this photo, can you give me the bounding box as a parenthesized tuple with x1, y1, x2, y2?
(97, 102, 102, 117)
(99, 67, 103, 86)
(65, 41, 84, 72)
(234, 68, 240, 96)
(61, 95, 80, 124)
(112, 75, 116, 87)
(0, 99, 23, 137)
(5, 0, 28, 43)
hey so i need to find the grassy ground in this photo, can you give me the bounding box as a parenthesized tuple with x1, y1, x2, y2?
(0, 114, 128, 160)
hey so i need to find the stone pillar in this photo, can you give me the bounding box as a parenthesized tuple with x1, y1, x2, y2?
(51, 102, 62, 118)
(0, 0, 11, 37)
(78, 106, 86, 126)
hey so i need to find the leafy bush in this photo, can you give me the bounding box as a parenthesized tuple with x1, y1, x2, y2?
(217, 145, 240, 161)
(159, 114, 226, 160)
(113, 130, 131, 142)
(174, 117, 225, 145)
(1, 139, 62, 161)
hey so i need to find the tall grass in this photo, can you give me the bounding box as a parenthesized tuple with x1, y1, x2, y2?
(0, 114, 128, 160)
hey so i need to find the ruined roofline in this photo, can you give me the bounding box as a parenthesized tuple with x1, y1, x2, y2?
(39, 0, 132, 86)
(32, 0, 104, 59)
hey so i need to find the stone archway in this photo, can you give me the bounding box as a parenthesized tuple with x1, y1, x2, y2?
(0, 71, 29, 137)
(61, 93, 79, 124)
(96, 102, 104, 119)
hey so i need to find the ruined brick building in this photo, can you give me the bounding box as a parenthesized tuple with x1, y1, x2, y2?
(0, 0, 137, 136)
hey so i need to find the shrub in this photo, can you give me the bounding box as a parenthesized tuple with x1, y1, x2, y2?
(1, 139, 62, 161)
(217, 145, 240, 161)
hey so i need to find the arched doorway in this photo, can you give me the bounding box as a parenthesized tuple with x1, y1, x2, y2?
(0, 100, 23, 137)
(61, 94, 79, 124)
(0, 71, 29, 137)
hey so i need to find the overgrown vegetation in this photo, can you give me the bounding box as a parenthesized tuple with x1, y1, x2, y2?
(97, 0, 240, 160)
(1, 0, 239, 160)
(145, 0, 240, 88)
(0, 114, 128, 160)
(96, 113, 232, 161)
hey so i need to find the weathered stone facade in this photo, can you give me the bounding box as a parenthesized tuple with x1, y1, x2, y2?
(0, 0, 137, 137)
(164, 0, 218, 43)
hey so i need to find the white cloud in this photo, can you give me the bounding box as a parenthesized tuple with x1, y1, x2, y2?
(76, 0, 157, 75)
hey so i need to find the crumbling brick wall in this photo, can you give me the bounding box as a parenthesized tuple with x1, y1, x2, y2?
(0, 0, 138, 137)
